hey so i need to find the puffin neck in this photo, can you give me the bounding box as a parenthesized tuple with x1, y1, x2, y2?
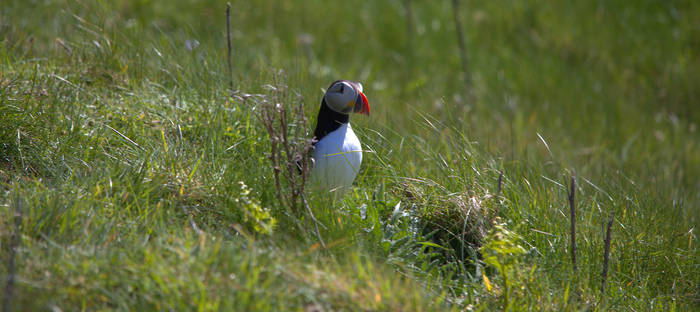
(313, 98, 349, 144)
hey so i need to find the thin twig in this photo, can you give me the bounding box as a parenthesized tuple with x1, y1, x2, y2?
(302, 193, 326, 249)
(602, 214, 614, 294)
(568, 174, 577, 272)
(226, 3, 233, 90)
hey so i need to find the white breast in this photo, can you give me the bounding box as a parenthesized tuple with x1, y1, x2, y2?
(311, 123, 362, 194)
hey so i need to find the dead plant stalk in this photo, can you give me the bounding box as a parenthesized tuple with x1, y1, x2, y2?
(569, 174, 577, 272)
(602, 214, 614, 294)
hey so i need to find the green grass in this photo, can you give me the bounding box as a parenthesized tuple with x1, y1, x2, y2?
(1, 0, 698, 310)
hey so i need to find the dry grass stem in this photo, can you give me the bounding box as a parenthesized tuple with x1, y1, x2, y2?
(226, 3, 233, 90)
(568, 174, 577, 273)
(602, 214, 614, 295)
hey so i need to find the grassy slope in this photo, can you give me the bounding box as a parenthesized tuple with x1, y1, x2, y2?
(1, 0, 698, 310)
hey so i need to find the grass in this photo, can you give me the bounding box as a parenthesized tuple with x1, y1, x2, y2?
(1, 0, 698, 310)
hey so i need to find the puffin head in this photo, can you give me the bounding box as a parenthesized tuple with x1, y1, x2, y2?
(323, 80, 370, 115)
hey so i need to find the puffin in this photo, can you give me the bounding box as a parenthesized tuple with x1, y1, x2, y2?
(310, 80, 370, 194)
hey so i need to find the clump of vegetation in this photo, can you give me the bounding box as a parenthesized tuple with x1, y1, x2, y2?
(395, 181, 497, 263)
(254, 75, 313, 214)
(480, 219, 528, 309)
(236, 181, 276, 234)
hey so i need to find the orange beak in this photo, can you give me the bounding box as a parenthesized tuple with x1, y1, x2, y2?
(354, 92, 370, 115)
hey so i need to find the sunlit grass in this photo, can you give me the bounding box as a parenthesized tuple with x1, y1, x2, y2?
(1, 0, 698, 310)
